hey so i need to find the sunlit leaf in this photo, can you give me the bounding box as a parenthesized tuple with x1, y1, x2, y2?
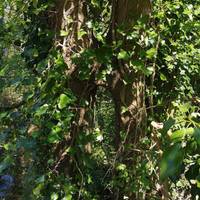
(51, 193, 59, 200)
(118, 50, 129, 60)
(62, 194, 72, 200)
(58, 94, 70, 109)
(35, 104, 49, 116)
(146, 48, 157, 59)
(160, 73, 167, 81)
(60, 30, 69, 36)
(78, 30, 87, 40)
(47, 132, 60, 143)
(170, 128, 195, 142)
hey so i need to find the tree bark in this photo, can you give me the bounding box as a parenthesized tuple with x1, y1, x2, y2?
(53, 0, 151, 198)
(52, 0, 96, 175)
(109, 0, 151, 149)
(107, 1, 151, 198)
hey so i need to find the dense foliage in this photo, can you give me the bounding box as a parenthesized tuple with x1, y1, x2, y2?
(0, 0, 200, 199)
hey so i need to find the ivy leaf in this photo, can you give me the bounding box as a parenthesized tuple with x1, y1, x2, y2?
(96, 33, 104, 42)
(179, 103, 191, 113)
(35, 175, 45, 184)
(170, 127, 195, 142)
(118, 50, 129, 60)
(131, 60, 153, 76)
(91, 0, 100, 7)
(60, 30, 69, 37)
(33, 183, 44, 196)
(146, 48, 157, 59)
(193, 128, 200, 145)
(35, 104, 49, 116)
(16, 138, 36, 149)
(160, 118, 176, 135)
(0, 112, 8, 120)
(160, 144, 184, 180)
(0, 162, 8, 174)
(51, 193, 59, 200)
(0, 156, 13, 174)
(116, 163, 126, 171)
(32, 0, 38, 8)
(160, 73, 167, 81)
(47, 132, 60, 143)
(62, 195, 72, 200)
(58, 94, 70, 109)
(78, 30, 87, 40)
(197, 176, 200, 188)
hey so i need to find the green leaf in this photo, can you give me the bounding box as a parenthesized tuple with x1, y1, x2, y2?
(197, 176, 200, 188)
(96, 33, 104, 42)
(35, 175, 45, 184)
(33, 183, 44, 196)
(179, 103, 191, 113)
(47, 132, 60, 143)
(146, 48, 156, 59)
(16, 138, 36, 149)
(0, 67, 6, 76)
(118, 50, 129, 60)
(0, 112, 8, 120)
(160, 144, 184, 180)
(0, 162, 8, 173)
(164, 55, 173, 62)
(160, 73, 167, 81)
(35, 104, 49, 116)
(62, 195, 72, 200)
(78, 30, 87, 40)
(47, 124, 62, 143)
(170, 127, 195, 142)
(193, 128, 200, 145)
(51, 193, 59, 200)
(160, 118, 175, 135)
(131, 60, 153, 75)
(116, 164, 126, 171)
(60, 30, 69, 36)
(131, 60, 144, 68)
(91, 0, 100, 7)
(58, 94, 70, 109)
(0, 156, 13, 173)
(32, 0, 38, 8)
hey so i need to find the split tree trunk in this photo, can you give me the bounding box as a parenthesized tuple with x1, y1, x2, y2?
(55, 0, 151, 148)
(53, 0, 151, 198)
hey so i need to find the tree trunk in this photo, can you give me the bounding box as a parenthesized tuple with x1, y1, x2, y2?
(53, 0, 151, 198)
(107, 1, 151, 199)
(109, 0, 151, 151)
(52, 0, 96, 175)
